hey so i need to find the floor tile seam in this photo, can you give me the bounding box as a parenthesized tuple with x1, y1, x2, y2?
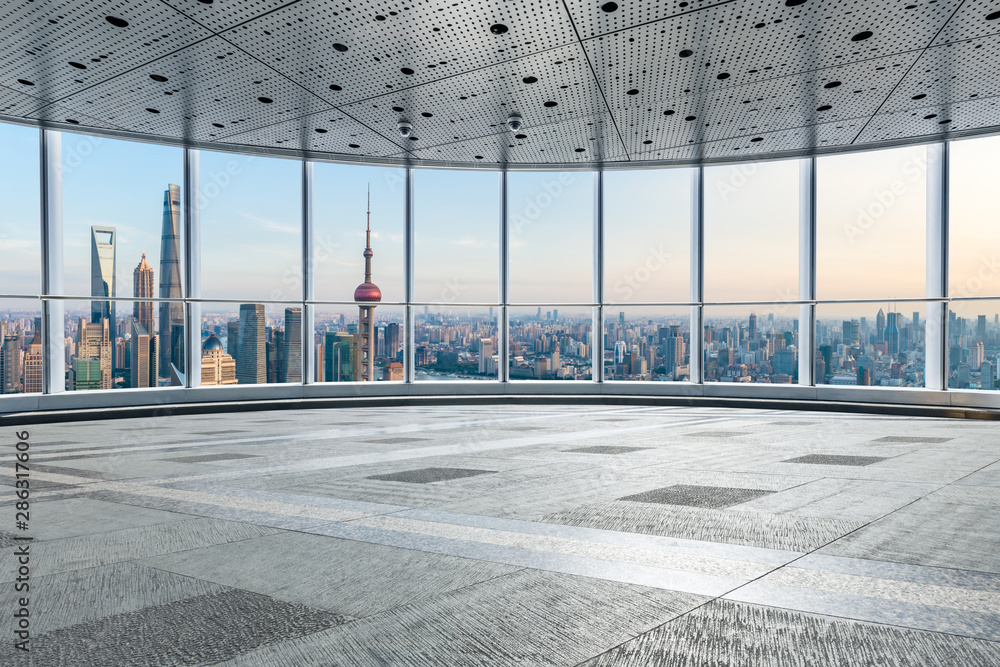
(145, 416, 738, 486)
(340, 513, 795, 577)
(938, 457, 1000, 490)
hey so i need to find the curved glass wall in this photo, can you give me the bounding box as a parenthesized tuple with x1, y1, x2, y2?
(3, 120, 999, 404)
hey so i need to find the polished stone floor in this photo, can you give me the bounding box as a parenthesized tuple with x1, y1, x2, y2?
(2, 404, 999, 666)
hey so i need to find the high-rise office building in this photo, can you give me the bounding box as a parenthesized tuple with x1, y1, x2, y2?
(71, 358, 103, 391)
(325, 331, 359, 382)
(227, 320, 240, 360)
(748, 313, 758, 341)
(78, 317, 113, 390)
(23, 329, 42, 394)
(91, 226, 116, 325)
(353, 189, 381, 382)
(977, 315, 987, 341)
(283, 307, 302, 383)
(130, 319, 159, 389)
(133, 252, 155, 334)
(885, 312, 899, 355)
(0, 334, 21, 393)
(159, 185, 183, 377)
(842, 319, 861, 348)
(479, 338, 494, 374)
(876, 308, 886, 342)
(236, 304, 266, 384)
(385, 322, 401, 360)
(201, 334, 237, 385)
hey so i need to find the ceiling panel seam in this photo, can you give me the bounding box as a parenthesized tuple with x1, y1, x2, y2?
(559, 0, 629, 161)
(850, 0, 971, 145)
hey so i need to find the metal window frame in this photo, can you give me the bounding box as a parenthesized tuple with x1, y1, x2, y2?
(9, 125, 973, 407)
(40, 129, 64, 394)
(689, 166, 704, 384)
(592, 170, 604, 383)
(798, 156, 817, 387)
(183, 147, 201, 388)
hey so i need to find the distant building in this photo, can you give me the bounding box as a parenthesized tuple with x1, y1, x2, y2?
(23, 330, 42, 394)
(353, 188, 381, 382)
(478, 338, 494, 374)
(382, 361, 404, 382)
(71, 358, 103, 391)
(283, 307, 302, 383)
(0, 335, 21, 393)
(77, 317, 112, 390)
(91, 226, 116, 325)
(201, 334, 237, 386)
(236, 304, 266, 384)
(130, 319, 159, 389)
(159, 184, 183, 378)
(133, 252, 155, 334)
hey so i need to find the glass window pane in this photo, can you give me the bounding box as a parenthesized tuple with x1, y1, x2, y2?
(415, 306, 497, 381)
(703, 305, 799, 383)
(509, 307, 593, 380)
(508, 172, 593, 303)
(64, 299, 183, 390)
(61, 134, 183, 302)
(704, 160, 800, 302)
(0, 299, 43, 395)
(817, 146, 927, 300)
(604, 169, 691, 304)
(200, 151, 301, 299)
(414, 169, 498, 304)
(604, 307, 690, 381)
(948, 301, 1000, 390)
(313, 306, 405, 382)
(200, 303, 302, 385)
(950, 136, 1000, 298)
(815, 302, 925, 387)
(314, 163, 405, 303)
(0, 123, 40, 295)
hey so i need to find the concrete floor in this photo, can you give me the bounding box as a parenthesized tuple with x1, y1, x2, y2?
(2, 404, 999, 666)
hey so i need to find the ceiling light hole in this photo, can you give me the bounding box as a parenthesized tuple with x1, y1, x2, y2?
(17, 79, 34, 86)
(150, 74, 168, 82)
(824, 81, 841, 88)
(911, 93, 926, 100)
(679, 49, 693, 58)
(988, 10, 1000, 20)
(349, 144, 361, 148)
(333, 43, 348, 52)
(522, 76, 538, 84)
(544, 101, 558, 107)
(69, 61, 87, 69)
(817, 105, 832, 111)
(315, 128, 328, 133)
(717, 72, 729, 80)
(490, 23, 508, 35)
(852, 31, 873, 41)
(329, 84, 342, 91)
(601, 2, 618, 12)
(105, 16, 129, 27)
(145, 108, 160, 113)
(401, 67, 415, 75)
(257, 96, 273, 103)
(626, 89, 639, 95)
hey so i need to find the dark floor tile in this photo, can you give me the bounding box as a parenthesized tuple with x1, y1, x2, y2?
(872, 436, 953, 444)
(582, 599, 1000, 667)
(619, 484, 774, 509)
(567, 446, 651, 455)
(163, 453, 262, 464)
(21, 588, 348, 667)
(367, 467, 496, 484)
(784, 454, 888, 467)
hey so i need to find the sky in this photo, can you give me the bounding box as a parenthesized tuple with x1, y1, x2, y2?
(2, 120, 1000, 321)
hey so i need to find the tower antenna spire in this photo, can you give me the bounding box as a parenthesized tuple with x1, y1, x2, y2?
(366, 184, 371, 249)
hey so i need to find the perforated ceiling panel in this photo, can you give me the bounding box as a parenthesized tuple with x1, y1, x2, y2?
(1, 0, 1000, 168)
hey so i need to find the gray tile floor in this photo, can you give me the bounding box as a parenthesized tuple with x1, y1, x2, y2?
(2, 404, 999, 665)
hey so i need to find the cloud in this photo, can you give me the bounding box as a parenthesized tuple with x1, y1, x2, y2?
(0, 240, 33, 250)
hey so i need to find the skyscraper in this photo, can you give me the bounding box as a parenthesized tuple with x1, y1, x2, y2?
(353, 188, 382, 382)
(283, 307, 302, 383)
(748, 312, 757, 341)
(876, 308, 886, 342)
(227, 320, 240, 359)
(159, 184, 183, 378)
(325, 331, 359, 382)
(91, 226, 116, 325)
(885, 312, 899, 355)
(479, 338, 494, 374)
(133, 252, 155, 334)
(23, 329, 42, 394)
(385, 322, 401, 360)
(129, 319, 159, 389)
(236, 304, 266, 385)
(78, 317, 112, 390)
(0, 334, 21, 393)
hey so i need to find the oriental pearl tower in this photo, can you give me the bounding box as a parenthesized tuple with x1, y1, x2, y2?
(354, 186, 381, 381)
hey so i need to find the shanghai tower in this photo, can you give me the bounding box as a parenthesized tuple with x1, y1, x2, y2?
(158, 184, 183, 377)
